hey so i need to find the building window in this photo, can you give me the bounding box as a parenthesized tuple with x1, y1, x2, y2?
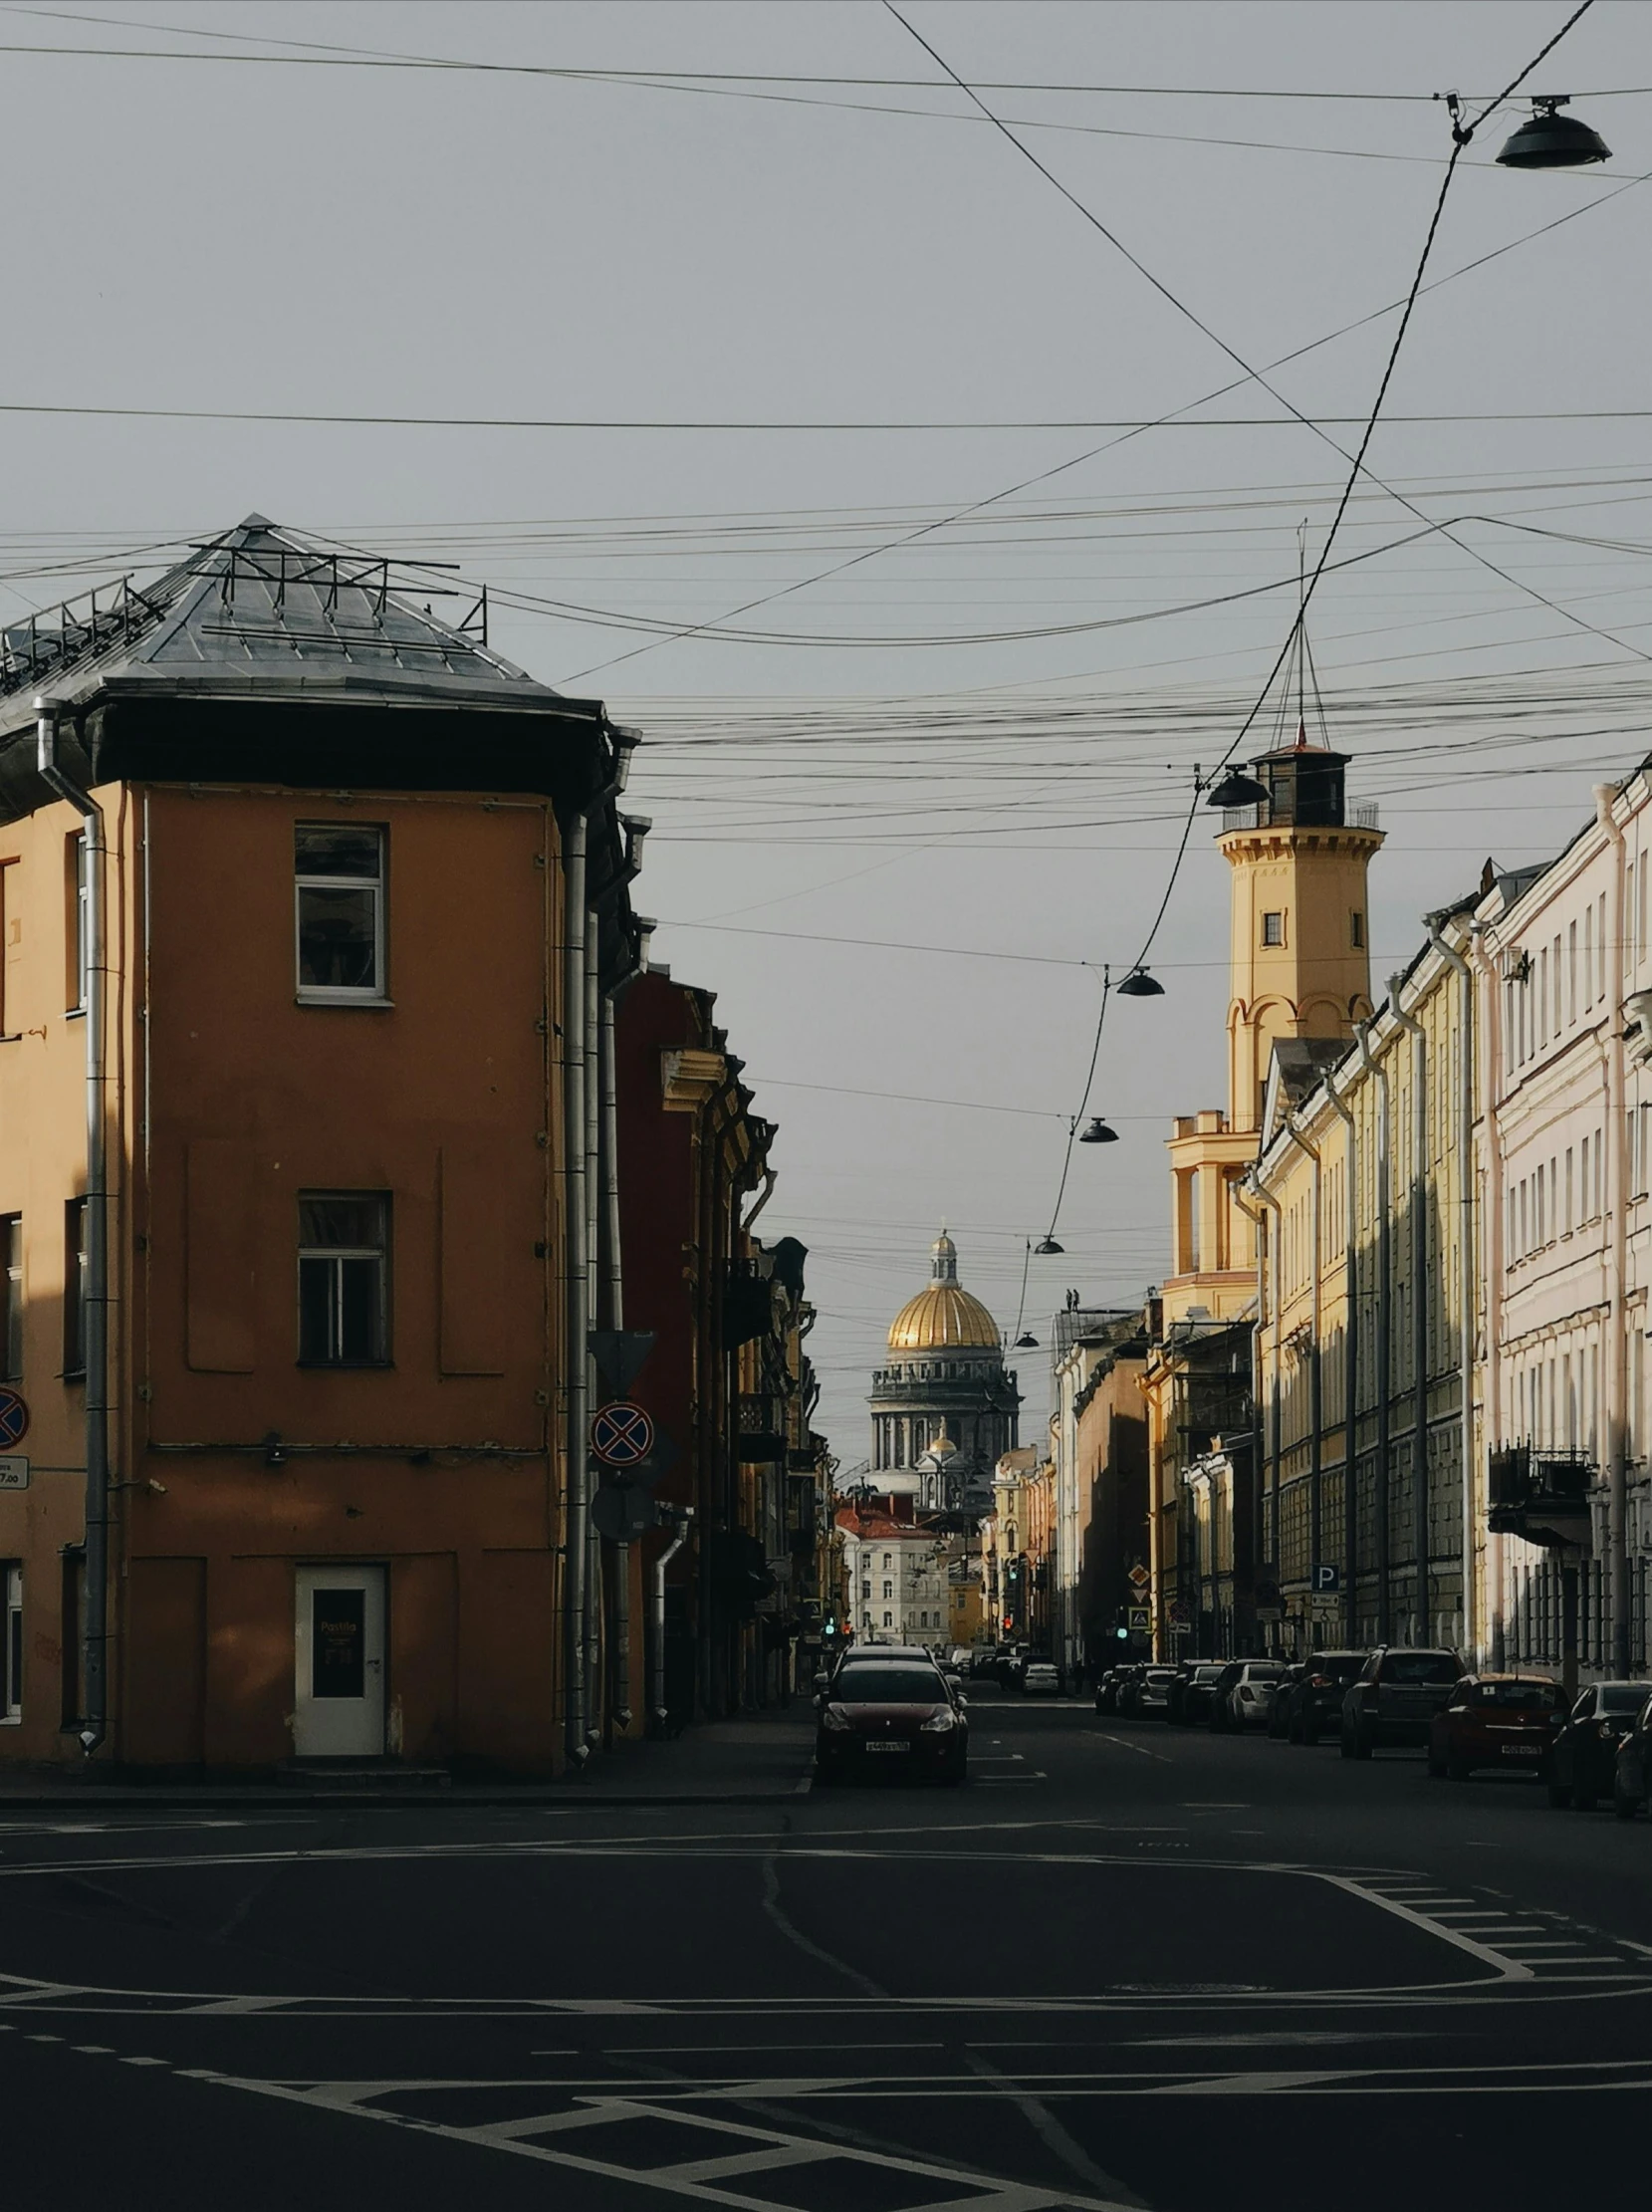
(1262, 911, 1285, 946)
(62, 831, 90, 1013)
(1350, 910, 1364, 948)
(882, 1580, 893, 1600)
(882, 1553, 891, 1571)
(64, 1197, 88, 1377)
(1, 1564, 19, 1721)
(0, 858, 15, 1039)
(1, 1215, 19, 1381)
(296, 825, 385, 1001)
(298, 1194, 390, 1365)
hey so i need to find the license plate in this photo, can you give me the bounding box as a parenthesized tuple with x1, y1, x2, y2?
(865, 1741, 909, 1754)
(1500, 1743, 1541, 1757)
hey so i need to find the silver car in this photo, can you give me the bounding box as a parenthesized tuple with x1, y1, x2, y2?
(1226, 1659, 1288, 1729)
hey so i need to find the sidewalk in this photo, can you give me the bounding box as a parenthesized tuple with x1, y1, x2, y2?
(0, 1707, 818, 1813)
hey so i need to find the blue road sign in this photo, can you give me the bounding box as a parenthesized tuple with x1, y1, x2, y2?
(1311, 1562, 1342, 1594)
(590, 1400, 655, 1468)
(0, 1387, 29, 1450)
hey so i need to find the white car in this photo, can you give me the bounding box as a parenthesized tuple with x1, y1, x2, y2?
(1022, 1662, 1061, 1696)
(1228, 1660, 1288, 1728)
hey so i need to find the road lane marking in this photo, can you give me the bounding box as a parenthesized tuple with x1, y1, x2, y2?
(208, 2075, 1148, 2211)
(1318, 1878, 1533, 1981)
(1092, 1736, 1173, 1764)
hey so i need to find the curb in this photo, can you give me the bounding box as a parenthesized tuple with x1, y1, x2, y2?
(0, 1788, 806, 1814)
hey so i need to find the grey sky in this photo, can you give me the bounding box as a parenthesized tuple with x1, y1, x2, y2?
(4, 0, 1650, 1459)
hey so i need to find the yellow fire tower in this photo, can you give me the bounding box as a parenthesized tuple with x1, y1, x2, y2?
(1162, 735, 1383, 1326)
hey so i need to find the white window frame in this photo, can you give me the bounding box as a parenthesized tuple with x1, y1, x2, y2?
(298, 1192, 391, 1366)
(74, 832, 89, 1012)
(295, 824, 386, 1005)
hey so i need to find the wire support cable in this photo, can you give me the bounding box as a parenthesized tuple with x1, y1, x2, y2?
(1000, 0, 1598, 1252)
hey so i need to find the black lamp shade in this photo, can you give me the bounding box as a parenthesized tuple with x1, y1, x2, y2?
(1497, 100, 1610, 169)
(1014, 1332, 1040, 1350)
(1035, 1236, 1064, 1256)
(1116, 967, 1165, 998)
(1207, 768, 1271, 810)
(1079, 1116, 1119, 1144)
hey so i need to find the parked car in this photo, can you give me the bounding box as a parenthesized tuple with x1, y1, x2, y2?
(1217, 1658, 1288, 1731)
(1340, 1647, 1464, 1758)
(1612, 1690, 1652, 1819)
(1111, 1664, 1149, 1713)
(968, 1646, 1002, 1680)
(1547, 1683, 1646, 1809)
(994, 1644, 1033, 1688)
(1022, 1661, 1061, 1697)
(1129, 1666, 1180, 1717)
(815, 1658, 968, 1785)
(1177, 1663, 1227, 1726)
(1268, 1664, 1305, 1739)
(1427, 1674, 1564, 1780)
(1287, 1651, 1369, 1745)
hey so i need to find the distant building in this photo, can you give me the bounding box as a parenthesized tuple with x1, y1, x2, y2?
(835, 1497, 948, 1645)
(868, 1232, 1020, 1515)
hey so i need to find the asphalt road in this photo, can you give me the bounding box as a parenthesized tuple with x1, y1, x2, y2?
(4, 1682, 1650, 2212)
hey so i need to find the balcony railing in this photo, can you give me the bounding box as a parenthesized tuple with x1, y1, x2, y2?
(1220, 801, 1380, 834)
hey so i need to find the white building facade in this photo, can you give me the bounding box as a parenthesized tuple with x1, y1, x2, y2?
(1475, 775, 1652, 1679)
(836, 1507, 950, 1646)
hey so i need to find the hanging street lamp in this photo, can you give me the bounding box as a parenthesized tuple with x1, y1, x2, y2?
(1496, 95, 1611, 168)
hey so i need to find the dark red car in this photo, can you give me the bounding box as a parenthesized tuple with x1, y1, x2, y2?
(814, 1659, 968, 1785)
(1428, 1673, 1564, 1780)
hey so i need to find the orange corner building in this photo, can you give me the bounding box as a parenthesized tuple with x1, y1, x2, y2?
(0, 517, 648, 1774)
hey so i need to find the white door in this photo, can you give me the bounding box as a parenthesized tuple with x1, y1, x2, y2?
(294, 1565, 386, 1757)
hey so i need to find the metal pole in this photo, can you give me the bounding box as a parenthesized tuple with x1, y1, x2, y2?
(1429, 919, 1478, 1662)
(1595, 785, 1632, 1676)
(599, 993, 633, 1731)
(560, 807, 590, 1766)
(1321, 1068, 1359, 1645)
(1285, 1116, 1323, 1646)
(584, 927, 603, 1747)
(1356, 1022, 1393, 1643)
(1468, 924, 1508, 1667)
(1388, 976, 1430, 1644)
(35, 701, 110, 1758)
(653, 1508, 693, 1734)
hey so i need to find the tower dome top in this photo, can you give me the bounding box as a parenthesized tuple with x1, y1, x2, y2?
(887, 1230, 1000, 1352)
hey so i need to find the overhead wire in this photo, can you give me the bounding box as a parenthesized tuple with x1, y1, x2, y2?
(878, 0, 1599, 1245)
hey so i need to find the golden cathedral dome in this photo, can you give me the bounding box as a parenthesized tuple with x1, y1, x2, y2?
(886, 1231, 1001, 1353)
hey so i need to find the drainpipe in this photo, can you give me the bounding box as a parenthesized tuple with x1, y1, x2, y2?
(1230, 1180, 1268, 1654)
(1285, 1115, 1323, 1649)
(1429, 917, 1478, 1665)
(1321, 1067, 1359, 1645)
(600, 912, 653, 1738)
(1469, 922, 1507, 1667)
(560, 806, 590, 1767)
(598, 990, 631, 1730)
(1596, 784, 1631, 1676)
(652, 1507, 693, 1734)
(1388, 974, 1431, 1644)
(1355, 1020, 1393, 1643)
(1244, 1170, 1283, 1653)
(584, 923, 603, 1749)
(36, 700, 110, 1758)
